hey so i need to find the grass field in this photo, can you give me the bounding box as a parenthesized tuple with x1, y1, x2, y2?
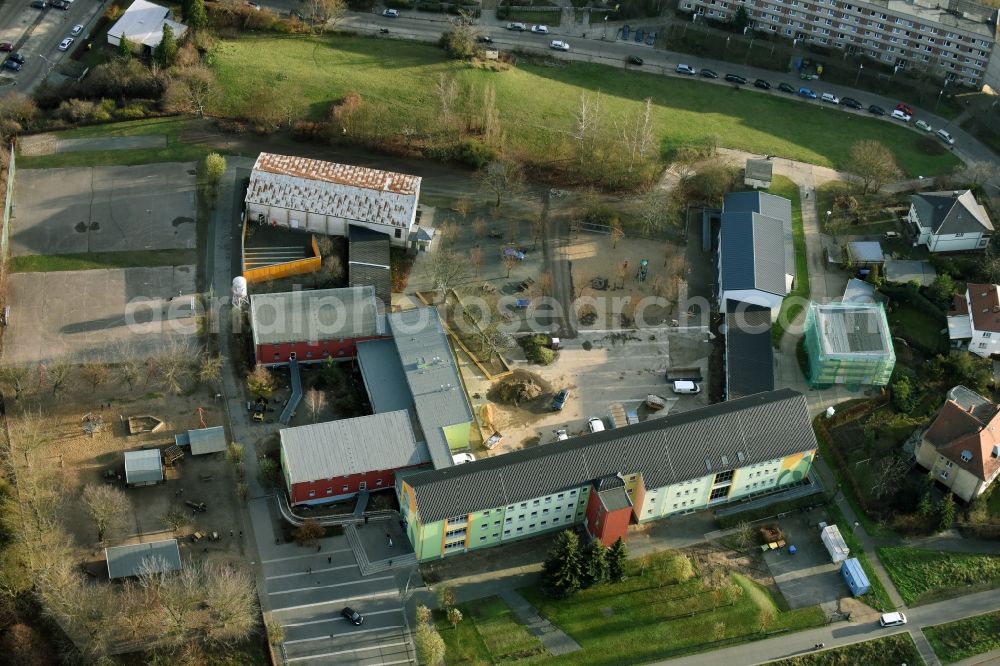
(436, 595, 546, 664)
(208, 35, 960, 177)
(9, 250, 198, 272)
(886, 303, 947, 354)
(923, 610, 1000, 664)
(877, 547, 1000, 606)
(770, 634, 921, 666)
(513, 558, 824, 665)
(769, 175, 808, 347)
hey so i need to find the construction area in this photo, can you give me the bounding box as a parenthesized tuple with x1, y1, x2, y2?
(802, 302, 896, 388)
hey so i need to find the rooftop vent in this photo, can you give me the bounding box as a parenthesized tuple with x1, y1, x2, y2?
(992, 445, 999, 458)
(737, 451, 746, 463)
(961, 449, 974, 462)
(704, 458, 713, 472)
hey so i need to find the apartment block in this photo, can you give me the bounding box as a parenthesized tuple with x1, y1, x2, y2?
(679, 0, 999, 88)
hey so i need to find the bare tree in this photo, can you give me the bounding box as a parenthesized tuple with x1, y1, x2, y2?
(81, 484, 131, 543)
(163, 65, 217, 118)
(304, 388, 327, 422)
(454, 198, 472, 223)
(80, 363, 111, 391)
(115, 342, 144, 391)
(964, 161, 999, 188)
(531, 210, 546, 249)
(447, 607, 463, 629)
(158, 344, 192, 395)
(870, 454, 909, 499)
(161, 506, 190, 535)
(572, 91, 602, 168)
(473, 218, 487, 240)
(502, 254, 517, 278)
(435, 74, 459, 132)
(44, 363, 73, 396)
(306, 0, 345, 28)
(849, 140, 900, 195)
(480, 83, 502, 147)
(480, 159, 524, 209)
(197, 353, 224, 385)
(323, 254, 344, 283)
(431, 249, 469, 295)
(609, 218, 624, 249)
(469, 246, 483, 277)
(758, 607, 774, 633)
(0, 365, 31, 401)
(637, 191, 670, 236)
(202, 563, 258, 644)
(415, 621, 446, 665)
(292, 519, 324, 547)
(8, 408, 51, 467)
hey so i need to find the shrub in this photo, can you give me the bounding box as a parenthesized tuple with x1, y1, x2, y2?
(522, 334, 555, 365)
(451, 139, 496, 168)
(117, 103, 148, 119)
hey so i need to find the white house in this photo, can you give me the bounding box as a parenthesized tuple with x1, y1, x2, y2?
(717, 191, 794, 318)
(107, 0, 187, 53)
(948, 283, 1000, 357)
(244, 153, 423, 249)
(908, 189, 993, 253)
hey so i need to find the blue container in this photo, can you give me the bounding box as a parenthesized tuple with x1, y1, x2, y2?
(841, 558, 871, 597)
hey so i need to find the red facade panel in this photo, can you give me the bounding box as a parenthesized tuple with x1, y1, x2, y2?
(256, 335, 383, 366)
(584, 488, 632, 546)
(291, 464, 429, 504)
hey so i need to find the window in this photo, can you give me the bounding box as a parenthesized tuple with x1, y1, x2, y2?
(444, 541, 465, 551)
(445, 528, 466, 538)
(530, 511, 538, 517)
(713, 470, 735, 484)
(710, 486, 730, 500)
(945, 460, 954, 468)
(394, 228, 402, 239)
(565, 514, 572, 520)
(517, 526, 524, 533)
(940, 470, 949, 480)
(505, 517, 512, 524)
(308, 490, 316, 497)
(326, 487, 332, 494)
(479, 536, 487, 542)
(985, 333, 993, 338)
(504, 529, 511, 536)
(533, 500, 540, 506)
(529, 523, 536, 529)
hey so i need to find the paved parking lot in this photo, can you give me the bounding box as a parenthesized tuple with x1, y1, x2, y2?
(762, 512, 847, 610)
(12, 164, 197, 256)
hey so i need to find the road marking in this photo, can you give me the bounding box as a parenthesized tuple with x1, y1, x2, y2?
(268, 563, 357, 579)
(269, 577, 395, 597)
(262, 548, 351, 564)
(270, 586, 398, 612)
(286, 647, 412, 665)
(284, 618, 405, 644)
(283, 608, 404, 629)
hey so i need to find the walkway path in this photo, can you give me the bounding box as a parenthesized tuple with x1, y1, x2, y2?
(498, 589, 582, 656)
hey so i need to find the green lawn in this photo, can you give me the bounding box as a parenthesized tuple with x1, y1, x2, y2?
(988, 489, 1000, 518)
(497, 8, 563, 25)
(436, 595, 546, 665)
(17, 117, 209, 168)
(886, 303, 947, 355)
(923, 610, 1000, 664)
(9, 250, 198, 272)
(514, 561, 824, 665)
(825, 503, 895, 613)
(877, 547, 1000, 606)
(769, 175, 809, 347)
(208, 35, 960, 177)
(770, 634, 921, 666)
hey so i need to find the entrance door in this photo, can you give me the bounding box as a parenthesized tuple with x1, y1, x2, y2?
(358, 481, 367, 491)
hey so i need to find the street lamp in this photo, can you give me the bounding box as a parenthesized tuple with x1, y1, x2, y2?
(855, 62, 863, 86)
(826, 210, 833, 226)
(852, 521, 860, 534)
(603, 14, 608, 40)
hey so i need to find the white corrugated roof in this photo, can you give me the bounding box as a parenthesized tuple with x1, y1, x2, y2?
(249, 286, 383, 346)
(280, 410, 427, 485)
(247, 153, 419, 229)
(108, 0, 187, 49)
(124, 449, 163, 484)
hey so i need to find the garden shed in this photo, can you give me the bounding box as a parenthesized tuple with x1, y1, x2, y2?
(123, 449, 163, 487)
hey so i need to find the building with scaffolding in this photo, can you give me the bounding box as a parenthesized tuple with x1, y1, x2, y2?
(803, 302, 895, 387)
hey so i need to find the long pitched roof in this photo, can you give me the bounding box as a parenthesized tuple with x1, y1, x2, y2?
(924, 386, 1000, 483)
(405, 389, 815, 523)
(124, 449, 162, 484)
(106, 539, 181, 579)
(719, 191, 793, 297)
(911, 190, 993, 236)
(725, 301, 775, 400)
(249, 286, 383, 346)
(280, 410, 427, 485)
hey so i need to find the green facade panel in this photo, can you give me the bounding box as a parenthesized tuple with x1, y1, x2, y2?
(803, 301, 895, 388)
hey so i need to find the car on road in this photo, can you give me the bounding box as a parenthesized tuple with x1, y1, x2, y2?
(915, 119, 933, 132)
(627, 55, 643, 65)
(821, 92, 840, 104)
(840, 97, 863, 109)
(452, 453, 476, 464)
(725, 73, 747, 84)
(936, 129, 955, 145)
(3, 60, 21, 71)
(71, 24, 84, 35)
(879, 612, 907, 627)
(549, 40, 569, 51)
(49, 0, 69, 8)
(890, 109, 911, 122)
(551, 389, 570, 411)
(753, 78, 771, 89)
(477, 35, 493, 43)
(588, 417, 606, 433)
(9, 52, 25, 64)
(778, 82, 796, 93)
(868, 104, 886, 115)
(58, 37, 74, 51)
(30, 0, 46, 7)
(506, 22, 526, 31)
(341, 607, 364, 626)
(530, 24, 549, 34)
(675, 63, 697, 75)
(0, 43, 12, 52)
(700, 68, 718, 78)
(798, 87, 817, 99)
(895, 103, 914, 116)
(382, 8, 398, 16)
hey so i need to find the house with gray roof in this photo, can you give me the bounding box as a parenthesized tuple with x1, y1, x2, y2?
(744, 159, 773, 190)
(717, 191, 794, 317)
(348, 225, 392, 310)
(397, 389, 817, 560)
(124, 449, 163, 486)
(907, 189, 993, 253)
(106, 539, 181, 579)
(724, 301, 774, 400)
(174, 426, 227, 456)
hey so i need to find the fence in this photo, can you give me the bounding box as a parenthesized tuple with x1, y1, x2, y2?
(2, 142, 14, 270)
(242, 232, 322, 284)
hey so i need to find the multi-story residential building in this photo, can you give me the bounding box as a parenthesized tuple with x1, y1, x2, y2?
(397, 389, 817, 561)
(679, 0, 999, 88)
(947, 282, 1000, 356)
(907, 189, 993, 253)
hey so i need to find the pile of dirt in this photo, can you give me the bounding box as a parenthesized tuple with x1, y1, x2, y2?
(488, 370, 551, 406)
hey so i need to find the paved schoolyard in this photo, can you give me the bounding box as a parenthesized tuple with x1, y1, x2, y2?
(762, 512, 847, 610)
(2, 266, 198, 365)
(11, 163, 197, 256)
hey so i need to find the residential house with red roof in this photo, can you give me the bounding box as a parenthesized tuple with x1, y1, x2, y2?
(947, 283, 1000, 357)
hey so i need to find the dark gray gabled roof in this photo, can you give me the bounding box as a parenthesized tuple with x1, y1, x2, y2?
(594, 475, 632, 512)
(348, 225, 391, 267)
(106, 539, 181, 580)
(405, 389, 815, 523)
(745, 159, 773, 183)
(719, 192, 793, 297)
(724, 301, 774, 400)
(911, 190, 994, 235)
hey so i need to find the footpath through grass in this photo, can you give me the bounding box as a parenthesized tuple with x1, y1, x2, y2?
(9, 250, 198, 272)
(436, 595, 546, 665)
(208, 35, 960, 177)
(825, 504, 895, 613)
(769, 633, 921, 665)
(769, 175, 809, 347)
(923, 609, 1000, 664)
(877, 546, 1000, 606)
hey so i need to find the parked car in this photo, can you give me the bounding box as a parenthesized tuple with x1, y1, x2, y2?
(879, 612, 907, 627)
(506, 22, 526, 31)
(778, 82, 796, 93)
(821, 92, 839, 104)
(895, 103, 914, 116)
(915, 119, 933, 132)
(549, 40, 569, 51)
(0, 43, 11, 52)
(627, 55, 643, 65)
(382, 8, 398, 16)
(936, 129, 955, 145)
(700, 68, 718, 78)
(868, 104, 886, 115)
(798, 87, 817, 99)
(588, 417, 606, 433)
(341, 607, 364, 626)
(71, 23, 84, 35)
(530, 24, 549, 34)
(30, 0, 46, 7)
(551, 389, 570, 411)
(555, 428, 569, 441)
(890, 109, 911, 122)
(477, 35, 493, 44)
(452, 453, 476, 464)
(675, 63, 697, 75)
(840, 97, 863, 109)
(671, 380, 701, 395)
(3, 60, 21, 71)
(58, 37, 74, 51)
(50, 0, 69, 9)
(9, 52, 25, 64)
(753, 78, 771, 89)
(725, 73, 747, 84)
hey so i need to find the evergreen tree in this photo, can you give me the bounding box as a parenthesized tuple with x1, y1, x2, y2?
(541, 530, 582, 598)
(581, 540, 608, 588)
(937, 493, 956, 532)
(154, 24, 178, 68)
(181, 0, 193, 21)
(187, 0, 209, 29)
(607, 537, 628, 583)
(117, 34, 133, 62)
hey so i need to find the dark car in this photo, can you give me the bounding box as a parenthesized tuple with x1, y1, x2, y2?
(551, 389, 570, 411)
(9, 52, 25, 64)
(868, 104, 886, 116)
(700, 68, 718, 79)
(30, 0, 45, 7)
(0, 43, 12, 52)
(477, 35, 493, 44)
(778, 82, 796, 93)
(840, 97, 863, 110)
(627, 55, 643, 65)
(725, 73, 747, 85)
(3, 60, 21, 71)
(341, 607, 364, 626)
(895, 103, 914, 116)
(754, 78, 771, 90)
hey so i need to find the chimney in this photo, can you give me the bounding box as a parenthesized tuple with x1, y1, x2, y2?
(969, 404, 976, 413)
(993, 445, 999, 458)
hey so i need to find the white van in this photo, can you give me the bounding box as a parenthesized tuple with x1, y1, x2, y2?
(821, 92, 839, 104)
(890, 109, 911, 122)
(879, 612, 907, 627)
(671, 380, 701, 395)
(588, 417, 605, 433)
